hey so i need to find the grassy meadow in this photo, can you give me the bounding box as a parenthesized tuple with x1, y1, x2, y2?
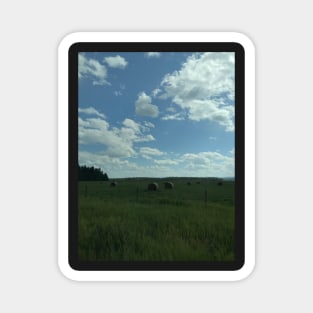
(78, 178, 235, 262)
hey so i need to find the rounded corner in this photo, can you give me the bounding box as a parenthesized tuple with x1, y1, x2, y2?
(58, 259, 81, 282)
(58, 32, 83, 54)
(230, 32, 256, 53)
(233, 259, 255, 282)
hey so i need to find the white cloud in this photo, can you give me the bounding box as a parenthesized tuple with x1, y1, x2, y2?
(79, 53, 109, 86)
(166, 107, 176, 113)
(114, 90, 122, 96)
(137, 134, 155, 142)
(79, 150, 140, 176)
(79, 151, 175, 178)
(154, 159, 179, 165)
(78, 107, 106, 118)
(160, 52, 235, 131)
(143, 121, 155, 128)
(104, 55, 128, 69)
(79, 117, 134, 157)
(141, 154, 153, 160)
(122, 119, 155, 140)
(140, 147, 165, 157)
(79, 149, 234, 178)
(135, 92, 159, 118)
(79, 116, 154, 158)
(145, 52, 161, 58)
(185, 99, 234, 131)
(152, 88, 161, 97)
(179, 151, 234, 177)
(161, 112, 185, 121)
(122, 118, 141, 133)
(139, 121, 155, 133)
(141, 150, 234, 177)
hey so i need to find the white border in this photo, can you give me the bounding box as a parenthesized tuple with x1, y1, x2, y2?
(58, 32, 255, 281)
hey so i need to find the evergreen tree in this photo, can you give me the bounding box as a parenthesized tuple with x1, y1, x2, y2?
(78, 165, 109, 181)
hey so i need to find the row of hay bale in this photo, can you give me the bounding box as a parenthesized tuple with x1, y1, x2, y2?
(109, 181, 174, 190)
(110, 180, 223, 189)
(147, 181, 174, 191)
(186, 180, 223, 186)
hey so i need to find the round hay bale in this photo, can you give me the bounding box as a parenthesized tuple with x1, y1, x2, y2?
(164, 181, 174, 189)
(147, 182, 159, 191)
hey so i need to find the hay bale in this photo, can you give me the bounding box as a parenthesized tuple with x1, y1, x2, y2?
(147, 182, 159, 191)
(164, 181, 174, 189)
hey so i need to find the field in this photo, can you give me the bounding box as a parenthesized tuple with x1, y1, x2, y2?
(78, 178, 235, 261)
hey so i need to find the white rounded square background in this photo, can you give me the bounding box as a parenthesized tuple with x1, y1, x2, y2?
(58, 32, 255, 281)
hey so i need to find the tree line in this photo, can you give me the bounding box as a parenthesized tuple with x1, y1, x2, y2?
(78, 165, 109, 181)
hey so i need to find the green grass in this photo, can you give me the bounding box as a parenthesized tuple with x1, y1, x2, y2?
(78, 178, 234, 261)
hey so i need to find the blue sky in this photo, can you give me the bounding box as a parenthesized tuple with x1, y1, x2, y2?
(78, 51, 234, 178)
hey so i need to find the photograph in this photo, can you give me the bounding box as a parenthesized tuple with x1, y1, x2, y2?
(77, 50, 236, 263)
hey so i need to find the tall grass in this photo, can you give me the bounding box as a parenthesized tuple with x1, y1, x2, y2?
(78, 178, 234, 261)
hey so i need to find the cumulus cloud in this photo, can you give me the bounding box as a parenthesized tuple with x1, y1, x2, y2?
(145, 52, 161, 58)
(166, 107, 176, 113)
(144, 150, 233, 177)
(161, 112, 185, 121)
(154, 159, 179, 165)
(79, 151, 180, 178)
(122, 118, 143, 134)
(79, 148, 234, 178)
(143, 121, 155, 128)
(160, 52, 235, 131)
(79, 53, 109, 86)
(121, 119, 155, 140)
(78, 107, 106, 118)
(179, 151, 234, 176)
(138, 134, 155, 142)
(152, 88, 161, 97)
(79, 115, 155, 158)
(104, 55, 128, 69)
(135, 92, 159, 118)
(79, 150, 141, 176)
(140, 147, 165, 157)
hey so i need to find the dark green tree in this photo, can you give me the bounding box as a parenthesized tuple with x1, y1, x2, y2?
(78, 165, 109, 181)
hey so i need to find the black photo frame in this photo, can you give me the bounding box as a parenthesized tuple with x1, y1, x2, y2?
(67, 41, 245, 272)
